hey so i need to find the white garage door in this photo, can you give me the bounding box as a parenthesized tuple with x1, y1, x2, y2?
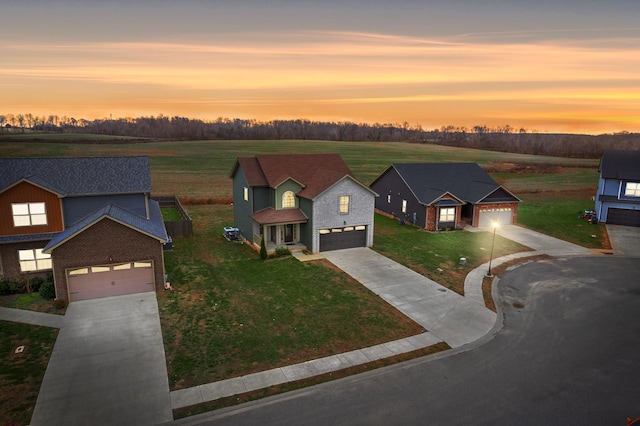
(67, 261, 155, 302)
(478, 207, 513, 228)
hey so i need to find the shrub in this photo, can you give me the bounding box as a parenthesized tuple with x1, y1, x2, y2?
(260, 235, 267, 260)
(30, 276, 45, 293)
(0, 277, 25, 295)
(273, 247, 291, 258)
(39, 280, 56, 300)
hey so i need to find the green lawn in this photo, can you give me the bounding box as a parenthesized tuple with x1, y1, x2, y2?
(372, 214, 530, 293)
(0, 321, 58, 425)
(517, 191, 605, 248)
(0, 139, 599, 199)
(159, 205, 426, 390)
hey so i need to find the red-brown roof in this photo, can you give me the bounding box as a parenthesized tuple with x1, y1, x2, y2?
(235, 154, 355, 199)
(250, 207, 308, 225)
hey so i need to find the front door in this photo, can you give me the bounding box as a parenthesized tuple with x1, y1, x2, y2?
(284, 224, 294, 243)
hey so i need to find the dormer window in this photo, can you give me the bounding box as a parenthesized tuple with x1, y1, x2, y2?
(282, 191, 295, 208)
(12, 202, 47, 227)
(625, 182, 640, 197)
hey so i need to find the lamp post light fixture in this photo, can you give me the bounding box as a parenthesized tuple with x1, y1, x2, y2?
(486, 220, 499, 277)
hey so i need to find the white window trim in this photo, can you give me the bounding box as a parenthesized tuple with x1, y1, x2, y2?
(282, 190, 295, 208)
(18, 248, 52, 272)
(243, 187, 249, 201)
(624, 182, 640, 197)
(12, 202, 48, 227)
(439, 207, 456, 222)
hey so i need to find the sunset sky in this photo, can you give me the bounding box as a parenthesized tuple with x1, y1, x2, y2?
(2, 0, 640, 134)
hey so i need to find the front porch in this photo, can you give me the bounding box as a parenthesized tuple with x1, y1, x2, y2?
(252, 232, 307, 253)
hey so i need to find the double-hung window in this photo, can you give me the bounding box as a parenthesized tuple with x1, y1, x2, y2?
(401, 199, 407, 214)
(18, 249, 52, 272)
(625, 182, 640, 197)
(439, 207, 456, 222)
(12, 202, 47, 227)
(339, 195, 350, 214)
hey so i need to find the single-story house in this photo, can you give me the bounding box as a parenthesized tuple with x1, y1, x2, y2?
(0, 156, 168, 302)
(370, 162, 520, 230)
(596, 150, 640, 226)
(230, 153, 378, 252)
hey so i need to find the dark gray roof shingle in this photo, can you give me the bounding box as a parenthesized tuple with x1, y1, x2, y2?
(600, 150, 640, 180)
(0, 156, 151, 195)
(43, 200, 167, 252)
(391, 163, 517, 204)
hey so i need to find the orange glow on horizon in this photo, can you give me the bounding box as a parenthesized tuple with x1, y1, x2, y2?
(3, 30, 640, 134)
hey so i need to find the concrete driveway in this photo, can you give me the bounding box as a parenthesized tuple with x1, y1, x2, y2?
(606, 224, 640, 256)
(30, 292, 173, 426)
(323, 248, 496, 348)
(491, 224, 592, 256)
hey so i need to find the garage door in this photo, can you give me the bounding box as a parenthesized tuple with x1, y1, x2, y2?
(67, 261, 155, 302)
(478, 207, 513, 228)
(607, 208, 640, 227)
(319, 226, 367, 252)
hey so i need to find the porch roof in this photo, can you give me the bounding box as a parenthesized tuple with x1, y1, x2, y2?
(250, 208, 308, 225)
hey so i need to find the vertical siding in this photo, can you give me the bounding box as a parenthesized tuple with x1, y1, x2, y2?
(232, 168, 254, 240)
(0, 181, 63, 236)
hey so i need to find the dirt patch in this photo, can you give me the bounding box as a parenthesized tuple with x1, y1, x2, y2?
(485, 162, 561, 174)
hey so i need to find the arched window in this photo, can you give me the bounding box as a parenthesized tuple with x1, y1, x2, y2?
(282, 191, 295, 208)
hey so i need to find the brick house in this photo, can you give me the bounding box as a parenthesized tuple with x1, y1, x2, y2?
(0, 156, 168, 302)
(370, 163, 520, 230)
(230, 154, 377, 252)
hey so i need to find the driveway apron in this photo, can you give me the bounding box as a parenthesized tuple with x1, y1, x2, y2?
(605, 224, 640, 256)
(30, 292, 173, 426)
(323, 248, 496, 348)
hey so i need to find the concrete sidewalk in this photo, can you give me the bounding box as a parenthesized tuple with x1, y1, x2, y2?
(0, 306, 65, 328)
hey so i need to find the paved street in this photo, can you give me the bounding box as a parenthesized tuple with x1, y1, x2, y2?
(169, 256, 640, 425)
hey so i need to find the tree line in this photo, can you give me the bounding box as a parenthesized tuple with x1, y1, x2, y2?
(2, 113, 639, 159)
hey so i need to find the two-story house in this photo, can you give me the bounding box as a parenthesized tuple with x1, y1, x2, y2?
(0, 156, 168, 302)
(370, 163, 520, 230)
(230, 153, 377, 253)
(595, 150, 640, 227)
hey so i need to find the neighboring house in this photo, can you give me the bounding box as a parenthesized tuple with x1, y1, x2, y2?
(230, 154, 377, 252)
(0, 156, 168, 303)
(595, 150, 640, 227)
(370, 163, 520, 230)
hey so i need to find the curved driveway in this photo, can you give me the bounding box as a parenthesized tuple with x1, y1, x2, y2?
(171, 256, 640, 425)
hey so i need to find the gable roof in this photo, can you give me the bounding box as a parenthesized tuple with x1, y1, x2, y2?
(232, 154, 355, 199)
(0, 156, 152, 196)
(43, 200, 167, 252)
(600, 150, 640, 180)
(377, 163, 519, 205)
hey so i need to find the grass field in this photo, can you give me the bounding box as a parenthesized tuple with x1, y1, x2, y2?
(0, 139, 599, 199)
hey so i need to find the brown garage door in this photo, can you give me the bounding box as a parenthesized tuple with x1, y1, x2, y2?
(607, 208, 640, 227)
(67, 261, 155, 302)
(319, 226, 367, 252)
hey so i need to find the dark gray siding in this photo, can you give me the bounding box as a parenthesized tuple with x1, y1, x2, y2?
(253, 187, 271, 212)
(62, 194, 147, 226)
(299, 197, 314, 249)
(232, 168, 254, 240)
(371, 168, 425, 227)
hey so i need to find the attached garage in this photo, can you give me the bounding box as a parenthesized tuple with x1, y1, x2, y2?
(67, 261, 155, 302)
(478, 207, 514, 228)
(606, 208, 640, 227)
(319, 225, 367, 252)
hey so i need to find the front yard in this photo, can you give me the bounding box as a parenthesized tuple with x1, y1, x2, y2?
(159, 205, 427, 391)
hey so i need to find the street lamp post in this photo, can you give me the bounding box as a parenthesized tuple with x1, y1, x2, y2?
(486, 221, 499, 277)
